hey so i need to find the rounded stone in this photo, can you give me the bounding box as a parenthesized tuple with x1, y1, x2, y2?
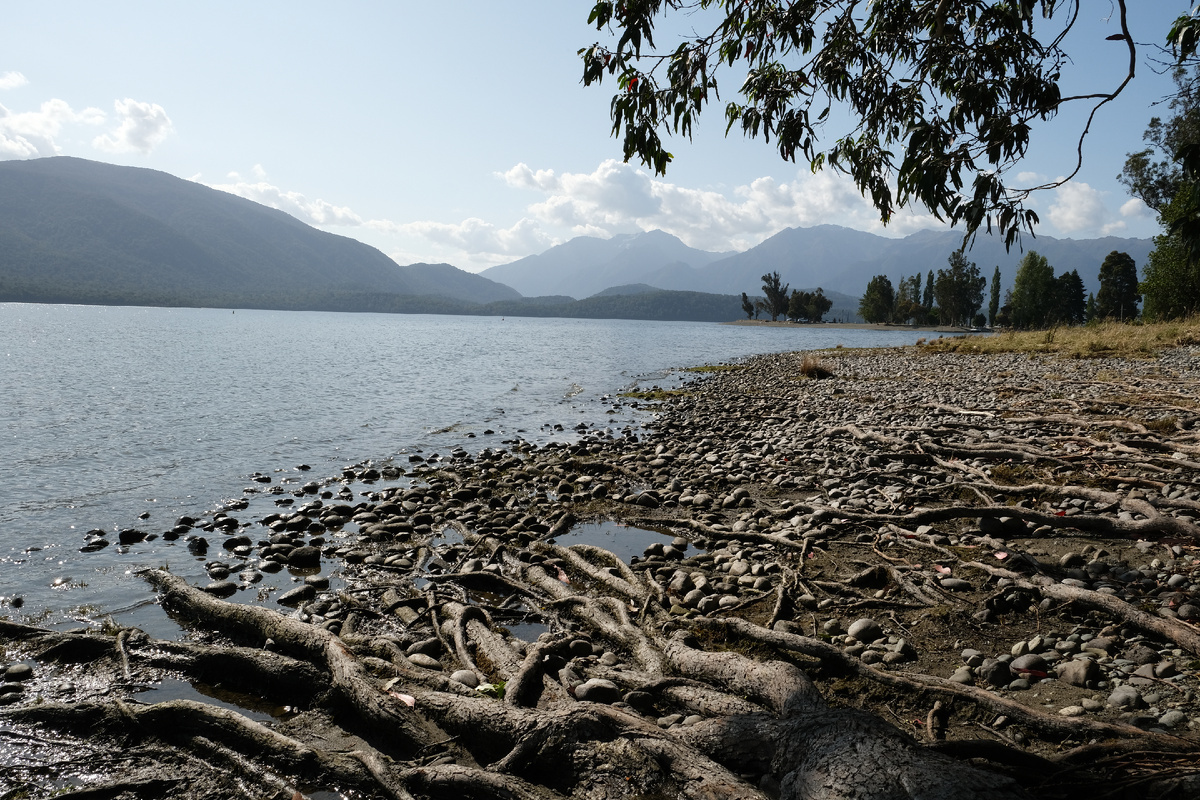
(574, 678, 621, 704)
(203, 580, 239, 598)
(1058, 705, 1086, 717)
(287, 546, 322, 567)
(1009, 653, 1049, 678)
(1108, 684, 1143, 708)
(4, 664, 33, 682)
(949, 667, 974, 685)
(451, 669, 479, 688)
(1158, 710, 1187, 729)
(1176, 603, 1200, 620)
(408, 653, 443, 670)
(847, 618, 883, 643)
(1055, 658, 1100, 687)
(978, 660, 1012, 687)
(277, 584, 317, 606)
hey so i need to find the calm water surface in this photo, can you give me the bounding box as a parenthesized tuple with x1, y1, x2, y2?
(0, 304, 934, 633)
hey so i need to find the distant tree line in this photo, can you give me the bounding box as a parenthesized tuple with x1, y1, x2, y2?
(855, 248, 1146, 331)
(742, 273, 834, 323)
(0, 276, 748, 324)
(858, 252, 988, 327)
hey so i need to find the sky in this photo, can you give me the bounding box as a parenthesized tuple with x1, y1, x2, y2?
(0, 2, 1191, 272)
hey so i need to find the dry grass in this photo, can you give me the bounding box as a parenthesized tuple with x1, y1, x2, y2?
(797, 353, 835, 379)
(920, 316, 1200, 358)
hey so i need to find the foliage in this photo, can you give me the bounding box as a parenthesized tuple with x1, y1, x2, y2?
(1141, 191, 1200, 320)
(761, 271, 790, 320)
(1120, 63, 1200, 315)
(1095, 251, 1141, 320)
(740, 291, 755, 319)
(787, 287, 832, 322)
(922, 271, 935, 310)
(1121, 62, 1200, 260)
(1118, 69, 1197, 215)
(1007, 251, 1056, 329)
(1055, 268, 1087, 326)
(934, 251, 986, 327)
(582, 1, 1141, 248)
(1005, 254, 1086, 329)
(894, 274, 923, 325)
(858, 274, 894, 324)
(988, 265, 1001, 327)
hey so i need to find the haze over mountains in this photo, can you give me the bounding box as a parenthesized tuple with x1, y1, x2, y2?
(0, 157, 1157, 321)
(481, 225, 1155, 301)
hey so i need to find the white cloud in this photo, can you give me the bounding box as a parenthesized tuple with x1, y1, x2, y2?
(210, 174, 364, 227)
(0, 98, 105, 159)
(0, 72, 28, 91)
(1046, 180, 1111, 234)
(92, 98, 173, 154)
(394, 217, 553, 260)
(1119, 197, 1153, 219)
(499, 159, 945, 252)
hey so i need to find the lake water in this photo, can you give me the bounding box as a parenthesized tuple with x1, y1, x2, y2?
(0, 304, 934, 634)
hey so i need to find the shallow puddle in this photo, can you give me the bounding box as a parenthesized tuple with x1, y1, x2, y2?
(505, 620, 551, 642)
(550, 520, 696, 563)
(142, 677, 286, 721)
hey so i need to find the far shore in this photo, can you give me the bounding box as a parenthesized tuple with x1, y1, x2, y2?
(721, 318, 981, 334)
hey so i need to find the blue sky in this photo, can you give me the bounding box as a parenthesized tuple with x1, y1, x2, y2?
(0, 2, 1190, 271)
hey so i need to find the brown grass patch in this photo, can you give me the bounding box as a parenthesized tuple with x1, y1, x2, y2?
(798, 354, 835, 379)
(919, 316, 1200, 358)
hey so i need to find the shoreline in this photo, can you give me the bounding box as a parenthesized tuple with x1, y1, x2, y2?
(721, 318, 982, 333)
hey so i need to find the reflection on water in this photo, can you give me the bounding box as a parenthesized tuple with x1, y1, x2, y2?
(550, 519, 694, 563)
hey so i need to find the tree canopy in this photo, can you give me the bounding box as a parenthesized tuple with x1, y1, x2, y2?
(787, 286, 832, 322)
(934, 251, 985, 328)
(582, 1, 1143, 248)
(761, 271, 790, 320)
(858, 274, 894, 324)
(1141, 190, 1200, 320)
(1121, 63, 1200, 316)
(1095, 251, 1140, 321)
(988, 265, 1001, 327)
(1007, 251, 1056, 329)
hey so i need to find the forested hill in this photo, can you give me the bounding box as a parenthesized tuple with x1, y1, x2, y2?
(0, 157, 518, 308)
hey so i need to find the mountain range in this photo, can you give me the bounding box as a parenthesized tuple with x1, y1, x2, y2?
(480, 225, 1155, 300)
(0, 157, 1158, 321)
(0, 157, 518, 308)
